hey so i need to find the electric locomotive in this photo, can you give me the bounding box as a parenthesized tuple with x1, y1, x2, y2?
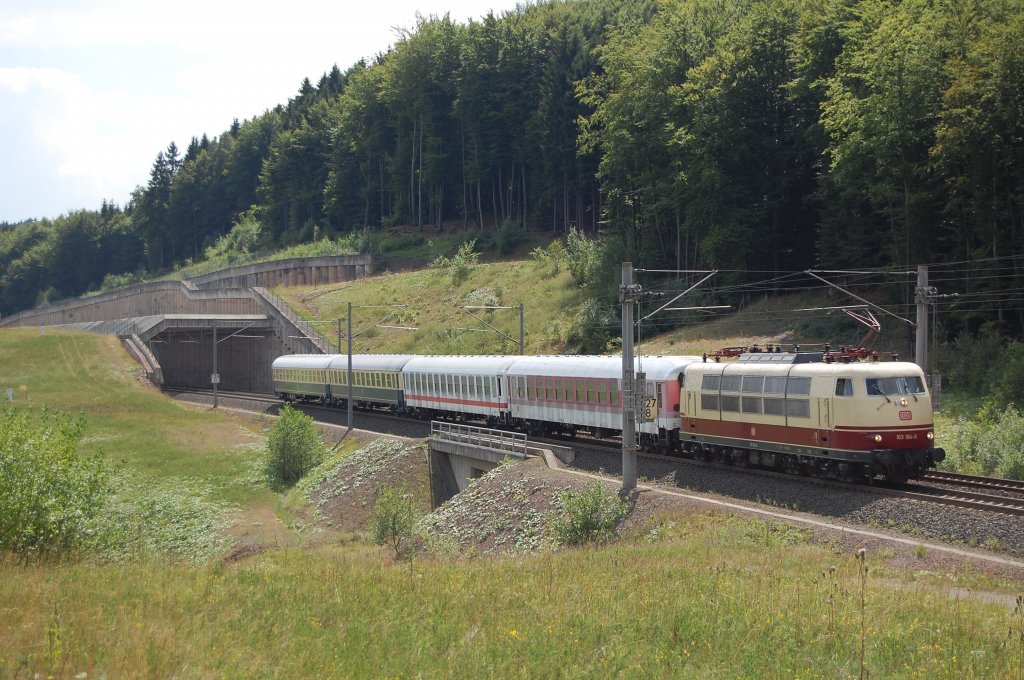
(680, 352, 944, 482)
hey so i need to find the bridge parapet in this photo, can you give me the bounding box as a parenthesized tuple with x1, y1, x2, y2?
(427, 421, 529, 504)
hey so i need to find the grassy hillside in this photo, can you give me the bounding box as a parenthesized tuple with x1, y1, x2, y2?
(275, 256, 899, 358)
(2, 322, 1021, 677)
(0, 328, 266, 505)
(278, 256, 588, 355)
(4, 513, 1022, 678)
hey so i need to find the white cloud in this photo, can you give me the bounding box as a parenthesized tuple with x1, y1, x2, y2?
(0, 1, 522, 221)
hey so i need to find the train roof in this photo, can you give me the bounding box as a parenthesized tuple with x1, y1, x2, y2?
(272, 354, 335, 369)
(402, 355, 519, 374)
(690, 359, 926, 377)
(326, 354, 416, 372)
(507, 355, 702, 380)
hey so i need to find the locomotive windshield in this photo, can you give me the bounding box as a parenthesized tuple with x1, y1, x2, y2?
(865, 376, 926, 397)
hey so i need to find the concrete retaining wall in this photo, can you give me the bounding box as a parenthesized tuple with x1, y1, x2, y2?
(0, 255, 371, 330)
(188, 255, 371, 290)
(0, 282, 260, 328)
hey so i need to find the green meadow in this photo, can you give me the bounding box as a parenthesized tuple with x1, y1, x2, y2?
(1, 329, 1022, 678)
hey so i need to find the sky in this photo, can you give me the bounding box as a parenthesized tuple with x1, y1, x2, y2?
(0, 0, 523, 224)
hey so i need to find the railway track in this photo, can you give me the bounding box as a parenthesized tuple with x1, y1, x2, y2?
(167, 387, 1024, 517)
(921, 470, 1024, 496)
(537, 435, 1024, 518)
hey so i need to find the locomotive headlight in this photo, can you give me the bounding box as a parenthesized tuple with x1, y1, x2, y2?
(873, 434, 883, 444)
(899, 398, 909, 407)
(926, 431, 934, 440)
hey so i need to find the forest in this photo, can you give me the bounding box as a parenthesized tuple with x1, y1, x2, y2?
(1, 0, 1022, 342)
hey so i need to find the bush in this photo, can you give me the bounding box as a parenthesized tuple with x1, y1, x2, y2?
(266, 404, 325, 487)
(371, 484, 417, 559)
(204, 213, 264, 262)
(565, 227, 603, 288)
(430, 239, 480, 285)
(0, 407, 109, 556)
(552, 481, 631, 547)
(940, 403, 1024, 479)
(568, 298, 616, 354)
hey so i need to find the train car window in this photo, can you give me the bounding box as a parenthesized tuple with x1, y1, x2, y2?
(764, 376, 787, 394)
(598, 382, 607, 405)
(763, 397, 785, 416)
(575, 380, 585, 402)
(787, 377, 811, 395)
(545, 379, 554, 400)
(868, 377, 899, 396)
(701, 374, 721, 391)
(742, 376, 764, 393)
(720, 395, 740, 412)
(611, 386, 619, 406)
(742, 396, 762, 414)
(835, 378, 853, 397)
(587, 381, 596, 404)
(560, 379, 568, 401)
(720, 375, 742, 392)
(787, 399, 810, 418)
(701, 393, 719, 411)
(903, 376, 926, 394)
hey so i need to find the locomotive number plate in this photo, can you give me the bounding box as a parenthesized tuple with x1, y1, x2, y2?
(898, 410, 912, 420)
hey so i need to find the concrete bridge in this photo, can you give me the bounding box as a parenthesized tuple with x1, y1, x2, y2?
(427, 421, 573, 505)
(0, 255, 371, 393)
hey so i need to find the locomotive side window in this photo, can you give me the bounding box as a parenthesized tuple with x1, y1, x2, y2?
(787, 377, 811, 395)
(764, 377, 787, 394)
(720, 395, 740, 412)
(742, 396, 762, 414)
(720, 375, 742, 392)
(787, 399, 811, 418)
(835, 378, 853, 397)
(701, 374, 721, 391)
(742, 376, 764, 393)
(701, 393, 719, 410)
(763, 397, 785, 416)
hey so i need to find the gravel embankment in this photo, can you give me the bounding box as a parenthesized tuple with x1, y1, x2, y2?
(568, 447, 1024, 559)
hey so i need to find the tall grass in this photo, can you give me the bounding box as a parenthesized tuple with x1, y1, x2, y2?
(1, 513, 1019, 678)
(0, 329, 271, 561)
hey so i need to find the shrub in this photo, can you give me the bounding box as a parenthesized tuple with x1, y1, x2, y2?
(371, 484, 417, 559)
(0, 407, 109, 556)
(204, 213, 264, 262)
(565, 227, 602, 288)
(430, 239, 480, 285)
(568, 298, 616, 354)
(940, 404, 1024, 479)
(266, 404, 325, 488)
(552, 481, 631, 547)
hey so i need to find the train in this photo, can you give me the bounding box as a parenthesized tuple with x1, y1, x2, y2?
(271, 351, 945, 483)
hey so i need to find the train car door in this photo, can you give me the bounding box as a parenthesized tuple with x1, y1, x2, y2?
(683, 388, 697, 432)
(818, 397, 832, 429)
